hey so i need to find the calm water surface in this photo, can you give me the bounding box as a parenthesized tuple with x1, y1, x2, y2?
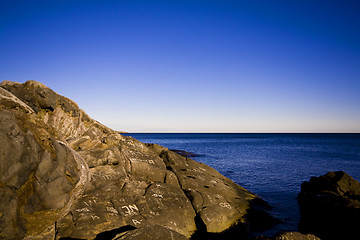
(124, 133, 360, 236)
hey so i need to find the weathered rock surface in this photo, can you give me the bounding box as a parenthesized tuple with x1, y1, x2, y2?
(0, 80, 275, 239)
(0, 83, 89, 239)
(298, 171, 360, 240)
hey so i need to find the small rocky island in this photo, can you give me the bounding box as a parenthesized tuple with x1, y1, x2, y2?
(1, 80, 358, 240)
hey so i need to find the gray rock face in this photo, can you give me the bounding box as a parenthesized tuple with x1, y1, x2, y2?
(0, 80, 275, 239)
(0, 86, 87, 239)
(298, 171, 360, 240)
(158, 148, 258, 233)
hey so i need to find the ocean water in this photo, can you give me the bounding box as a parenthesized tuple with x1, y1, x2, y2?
(124, 133, 360, 236)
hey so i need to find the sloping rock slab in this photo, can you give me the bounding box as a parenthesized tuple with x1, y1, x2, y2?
(156, 146, 278, 234)
(297, 171, 360, 240)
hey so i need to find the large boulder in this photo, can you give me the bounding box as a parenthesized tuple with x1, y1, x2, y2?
(297, 171, 360, 240)
(0, 86, 89, 239)
(0, 80, 276, 239)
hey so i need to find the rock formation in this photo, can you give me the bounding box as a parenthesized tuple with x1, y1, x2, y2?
(298, 171, 360, 240)
(0, 80, 275, 239)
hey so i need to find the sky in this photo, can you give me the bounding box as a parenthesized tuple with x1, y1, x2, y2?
(1, 0, 359, 133)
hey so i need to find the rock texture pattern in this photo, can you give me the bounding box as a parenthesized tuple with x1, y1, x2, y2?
(0, 80, 274, 239)
(298, 171, 360, 240)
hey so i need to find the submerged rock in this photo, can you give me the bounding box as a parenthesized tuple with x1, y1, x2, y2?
(297, 171, 360, 240)
(0, 80, 276, 239)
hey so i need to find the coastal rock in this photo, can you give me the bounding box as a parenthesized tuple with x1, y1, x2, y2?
(157, 148, 271, 233)
(0, 86, 88, 239)
(0, 80, 276, 239)
(297, 171, 360, 240)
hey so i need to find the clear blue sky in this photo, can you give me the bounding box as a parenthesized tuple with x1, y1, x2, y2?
(1, 0, 359, 132)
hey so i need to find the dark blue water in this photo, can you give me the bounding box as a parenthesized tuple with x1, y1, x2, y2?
(124, 133, 360, 236)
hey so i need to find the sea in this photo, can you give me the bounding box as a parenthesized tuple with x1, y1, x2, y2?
(123, 133, 360, 236)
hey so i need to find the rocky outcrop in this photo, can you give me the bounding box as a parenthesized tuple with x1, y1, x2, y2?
(0, 80, 275, 239)
(0, 83, 89, 239)
(298, 171, 360, 240)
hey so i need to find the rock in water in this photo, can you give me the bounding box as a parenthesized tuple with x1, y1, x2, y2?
(297, 171, 360, 240)
(0, 80, 276, 239)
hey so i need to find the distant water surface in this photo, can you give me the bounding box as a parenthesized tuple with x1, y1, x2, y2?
(123, 133, 360, 236)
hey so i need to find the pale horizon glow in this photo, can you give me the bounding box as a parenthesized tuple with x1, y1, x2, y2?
(1, 1, 359, 133)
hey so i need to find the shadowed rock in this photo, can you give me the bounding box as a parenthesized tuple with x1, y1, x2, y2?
(0, 80, 277, 239)
(297, 171, 360, 240)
